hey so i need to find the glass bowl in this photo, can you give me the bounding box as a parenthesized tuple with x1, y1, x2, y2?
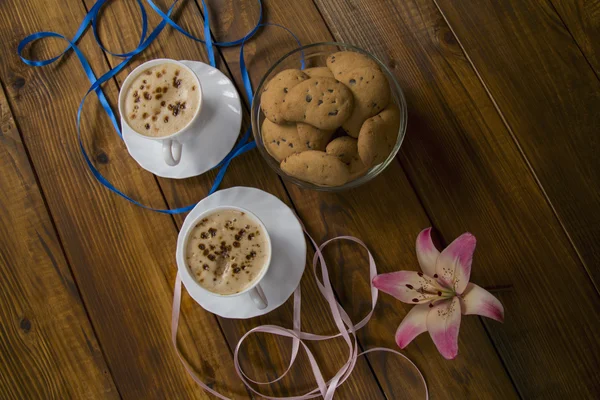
(251, 42, 407, 191)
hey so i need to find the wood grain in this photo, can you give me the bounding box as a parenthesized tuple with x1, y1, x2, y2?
(86, 0, 386, 397)
(0, 83, 118, 398)
(433, 0, 600, 287)
(4, 0, 598, 398)
(313, 0, 600, 397)
(0, 0, 246, 398)
(203, 0, 519, 398)
(550, 0, 600, 76)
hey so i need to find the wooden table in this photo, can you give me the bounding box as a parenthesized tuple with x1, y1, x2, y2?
(1, 0, 599, 398)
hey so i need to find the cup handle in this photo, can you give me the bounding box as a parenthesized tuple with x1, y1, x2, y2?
(248, 284, 268, 309)
(163, 139, 182, 166)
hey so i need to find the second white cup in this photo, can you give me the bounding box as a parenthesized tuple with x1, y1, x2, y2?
(177, 206, 272, 310)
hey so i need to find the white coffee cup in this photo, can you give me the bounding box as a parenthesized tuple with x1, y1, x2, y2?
(176, 206, 271, 309)
(118, 59, 203, 166)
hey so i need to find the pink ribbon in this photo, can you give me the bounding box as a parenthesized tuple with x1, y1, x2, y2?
(172, 222, 429, 399)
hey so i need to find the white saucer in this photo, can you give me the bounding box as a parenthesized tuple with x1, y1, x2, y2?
(122, 61, 242, 179)
(176, 187, 307, 319)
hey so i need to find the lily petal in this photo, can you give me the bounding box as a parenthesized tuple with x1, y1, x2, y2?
(460, 283, 504, 322)
(416, 228, 439, 277)
(395, 304, 430, 348)
(373, 271, 448, 305)
(435, 232, 476, 294)
(427, 297, 461, 360)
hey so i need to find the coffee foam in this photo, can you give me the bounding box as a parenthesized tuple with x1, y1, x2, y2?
(123, 63, 200, 137)
(185, 209, 269, 295)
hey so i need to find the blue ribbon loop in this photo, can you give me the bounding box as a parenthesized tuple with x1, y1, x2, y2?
(18, 0, 303, 213)
(239, 23, 306, 103)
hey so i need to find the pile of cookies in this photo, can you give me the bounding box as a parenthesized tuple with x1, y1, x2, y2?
(260, 51, 400, 187)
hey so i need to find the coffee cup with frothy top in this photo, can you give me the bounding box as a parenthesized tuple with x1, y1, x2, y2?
(178, 206, 272, 309)
(118, 59, 203, 166)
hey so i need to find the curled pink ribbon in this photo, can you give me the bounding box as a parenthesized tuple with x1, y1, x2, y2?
(172, 224, 429, 399)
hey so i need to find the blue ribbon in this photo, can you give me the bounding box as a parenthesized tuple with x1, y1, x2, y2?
(239, 23, 305, 103)
(17, 0, 303, 213)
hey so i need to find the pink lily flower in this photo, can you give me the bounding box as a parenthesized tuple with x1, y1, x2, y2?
(372, 228, 504, 359)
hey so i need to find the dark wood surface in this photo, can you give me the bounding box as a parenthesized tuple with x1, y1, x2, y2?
(0, 0, 598, 398)
(315, 0, 600, 397)
(433, 0, 600, 289)
(0, 75, 118, 399)
(550, 0, 600, 76)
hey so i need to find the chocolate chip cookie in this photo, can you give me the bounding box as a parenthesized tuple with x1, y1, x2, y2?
(338, 67, 390, 137)
(281, 77, 354, 130)
(296, 122, 335, 151)
(261, 69, 309, 124)
(357, 103, 400, 167)
(326, 51, 380, 77)
(326, 136, 369, 180)
(262, 119, 309, 162)
(326, 136, 359, 164)
(303, 67, 334, 79)
(281, 150, 350, 186)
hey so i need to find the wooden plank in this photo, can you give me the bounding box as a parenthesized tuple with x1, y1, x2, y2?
(313, 0, 600, 397)
(549, 0, 600, 76)
(85, 0, 386, 397)
(433, 0, 600, 287)
(0, 1, 246, 398)
(0, 83, 118, 398)
(203, 0, 519, 398)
